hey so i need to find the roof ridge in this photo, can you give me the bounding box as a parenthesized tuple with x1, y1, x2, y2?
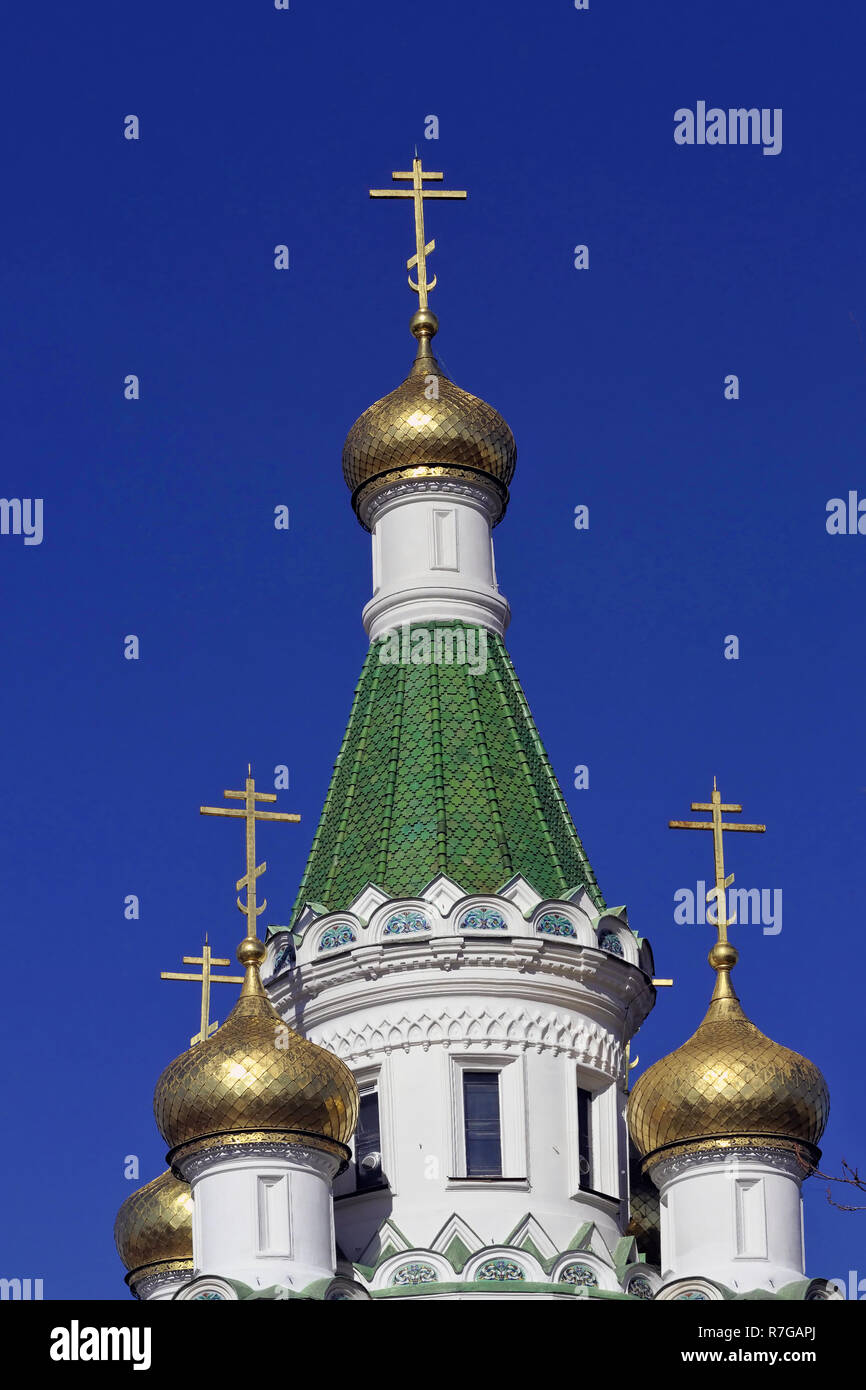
(290, 649, 376, 922)
(322, 647, 383, 900)
(494, 639, 606, 911)
(486, 642, 568, 893)
(429, 660, 448, 874)
(466, 667, 512, 877)
(376, 660, 407, 884)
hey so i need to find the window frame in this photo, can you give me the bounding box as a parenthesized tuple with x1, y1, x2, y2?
(447, 1052, 528, 1184)
(334, 1060, 399, 1200)
(566, 1068, 619, 1201)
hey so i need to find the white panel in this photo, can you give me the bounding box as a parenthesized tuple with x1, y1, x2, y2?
(660, 1191, 671, 1270)
(372, 527, 381, 593)
(430, 507, 458, 570)
(256, 1174, 292, 1256)
(735, 1177, 767, 1258)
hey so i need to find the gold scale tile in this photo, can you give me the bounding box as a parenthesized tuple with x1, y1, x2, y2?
(627, 989, 829, 1160)
(154, 990, 359, 1154)
(342, 361, 516, 510)
(114, 1170, 193, 1273)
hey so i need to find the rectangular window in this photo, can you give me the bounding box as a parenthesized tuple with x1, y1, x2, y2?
(463, 1071, 502, 1177)
(355, 1091, 383, 1191)
(577, 1086, 593, 1190)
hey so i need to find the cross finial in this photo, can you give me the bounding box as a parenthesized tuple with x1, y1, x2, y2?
(369, 156, 467, 310)
(669, 780, 766, 945)
(160, 938, 244, 1046)
(200, 768, 301, 942)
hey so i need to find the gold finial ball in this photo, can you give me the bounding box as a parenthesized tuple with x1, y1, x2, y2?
(237, 936, 267, 968)
(409, 307, 439, 341)
(708, 941, 739, 973)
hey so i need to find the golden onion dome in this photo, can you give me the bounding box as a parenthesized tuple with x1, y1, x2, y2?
(114, 1170, 193, 1284)
(343, 309, 516, 528)
(627, 943, 829, 1167)
(153, 937, 358, 1161)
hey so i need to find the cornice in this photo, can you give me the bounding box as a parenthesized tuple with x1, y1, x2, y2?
(363, 584, 510, 641)
(647, 1139, 817, 1185)
(170, 1131, 348, 1182)
(269, 937, 654, 1041)
(129, 1262, 193, 1299)
(358, 472, 505, 530)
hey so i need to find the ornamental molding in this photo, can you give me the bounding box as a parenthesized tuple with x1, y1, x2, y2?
(650, 1143, 807, 1186)
(284, 890, 644, 975)
(655, 1278, 724, 1303)
(132, 1265, 193, 1301)
(363, 585, 510, 642)
(309, 1002, 623, 1074)
(175, 1140, 341, 1184)
(271, 948, 652, 1043)
(174, 1275, 239, 1302)
(360, 475, 503, 528)
(359, 1245, 633, 1294)
(353, 1213, 650, 1296)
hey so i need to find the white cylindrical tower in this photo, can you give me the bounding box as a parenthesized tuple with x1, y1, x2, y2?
(153, 936, 359, 1293)
(275, 298, 654, 1297)
(274, 909, 654, 1268)
(628, 940, 829, 1295)
(344, 306, 514, 640)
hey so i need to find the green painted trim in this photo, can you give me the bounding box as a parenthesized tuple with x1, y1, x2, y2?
(566, 1222, 594, 1252)
(613, 1236, 639, 1274)
(442, 1234, 473, 1274)
(370, 1280, 635, 1299)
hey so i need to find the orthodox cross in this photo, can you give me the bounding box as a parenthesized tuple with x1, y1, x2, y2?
(369, 155, 467, 309)
(200, 767, 300, 942)
(669, 777, 766, 942)
(160, 935, 243, 1046)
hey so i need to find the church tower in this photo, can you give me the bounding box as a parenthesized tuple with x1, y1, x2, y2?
(265, 159, 658, 1299)
(115, 156, 838, 1304)
(152, 933, 360, 1298)
(627, 783, 831, 1300)
(628, 938, 829, 1298)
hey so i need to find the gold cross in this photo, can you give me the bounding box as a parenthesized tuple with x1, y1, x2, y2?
(200, 766, 300, 941)
(669, 777, 766, 942)
(160, 935, 244, 1046)
(370, 156, 467, 309)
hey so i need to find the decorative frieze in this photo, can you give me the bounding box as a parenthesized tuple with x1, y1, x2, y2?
(311, 1003, 623, 1074)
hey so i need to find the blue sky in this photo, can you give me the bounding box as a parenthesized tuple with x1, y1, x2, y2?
(0, 1, 863, 1297)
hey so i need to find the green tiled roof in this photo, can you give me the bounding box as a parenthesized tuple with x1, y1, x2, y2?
(290, 623, 604, 922)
